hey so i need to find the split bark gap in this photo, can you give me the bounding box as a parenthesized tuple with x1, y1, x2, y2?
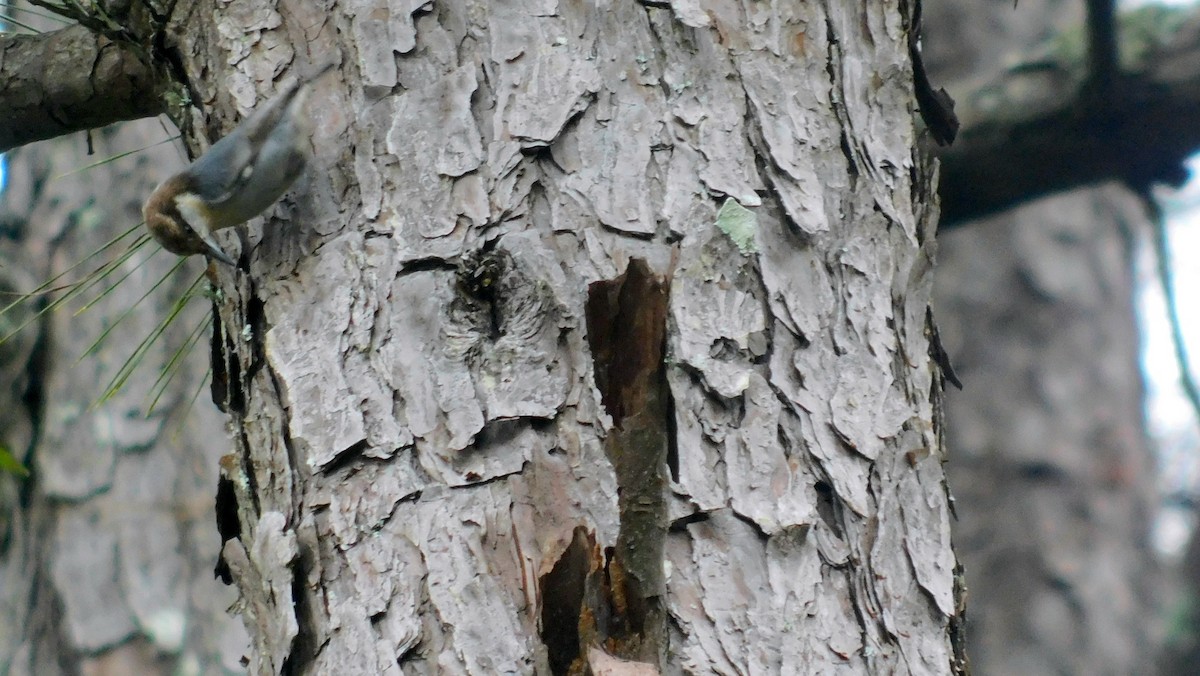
(584, 258, 672, 666)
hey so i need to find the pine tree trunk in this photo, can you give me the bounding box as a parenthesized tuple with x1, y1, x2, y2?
(924, 1, 1164, 671)
(168, 1, 962, 672)
(935, 188, 1160, 675)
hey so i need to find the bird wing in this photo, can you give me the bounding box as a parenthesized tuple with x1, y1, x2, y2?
(184, 124, 258, 206)
(184, 76, 311, 206)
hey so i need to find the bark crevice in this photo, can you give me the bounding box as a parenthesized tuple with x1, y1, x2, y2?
(585, 258, 672, 667)
(538, 526, 601, 676)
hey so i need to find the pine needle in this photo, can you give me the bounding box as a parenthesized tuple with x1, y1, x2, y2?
(41, 233, 150, 311)
(0, 233, 151, 346)
(0, 220, 142, 309)
(0, 11, 45, 33)
(73, 236, 173, 316)
(96, 270, 205, 404)
(77, 251, 182, 362)
(1151, 210, 1200, 423)
(184, 365, 213, 421)
(0, 3, 73, 23)
(145, 307, 210, 414)
(53, 135, 180, 181)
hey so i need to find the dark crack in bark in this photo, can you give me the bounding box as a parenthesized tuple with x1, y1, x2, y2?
(584, 258, 671, 668)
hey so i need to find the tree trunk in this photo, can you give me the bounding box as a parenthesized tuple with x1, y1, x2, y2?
(0, 120, 246, 672)
(933, 188, 1160, 674)
(162, 1, 961, 672)
(924, 1, 1164, 672)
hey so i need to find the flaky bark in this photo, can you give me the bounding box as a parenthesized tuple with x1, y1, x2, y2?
(157, 1, 962, 673)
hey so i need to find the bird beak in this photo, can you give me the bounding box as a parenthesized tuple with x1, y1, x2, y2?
(201, 236, 237, 266)
(193, 223, 237, 266)
(175, 194, 238, 266)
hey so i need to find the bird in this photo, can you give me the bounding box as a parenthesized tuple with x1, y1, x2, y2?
(142, 64, 335, 266)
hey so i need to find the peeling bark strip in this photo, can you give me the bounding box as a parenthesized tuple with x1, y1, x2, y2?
(586, 259, 671, 667)
(586, 259, 670, 428)
(908, 0, 959, 146)
(538, 527, 602, 675)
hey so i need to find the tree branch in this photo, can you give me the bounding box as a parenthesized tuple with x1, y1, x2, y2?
(0, 24, 162, 153)
(1085, 0, 1119, 94)
(938, 9, 1200, 227)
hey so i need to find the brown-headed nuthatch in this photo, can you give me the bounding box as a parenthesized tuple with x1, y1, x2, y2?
(142, 64, 335, 266)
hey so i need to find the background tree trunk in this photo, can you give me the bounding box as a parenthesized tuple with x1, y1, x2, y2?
(932, 189, 1160, 674)
(151, 0, 962, 672)
(0, 119, 246, 672)
(925, 1, 1164, 673)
